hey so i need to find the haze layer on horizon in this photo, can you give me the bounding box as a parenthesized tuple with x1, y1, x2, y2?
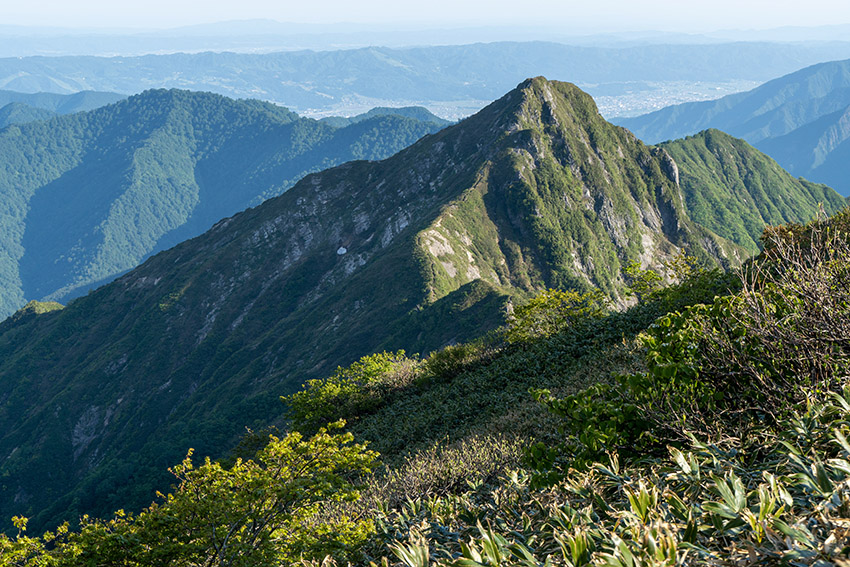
(6, 0, 850, 33)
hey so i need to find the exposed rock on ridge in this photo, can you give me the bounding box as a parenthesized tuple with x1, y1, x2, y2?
(0, 78, 751, 532)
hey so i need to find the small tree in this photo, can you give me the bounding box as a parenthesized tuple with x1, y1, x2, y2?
(284, 351, 415, 432)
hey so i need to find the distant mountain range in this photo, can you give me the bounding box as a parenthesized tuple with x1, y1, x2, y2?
(2, 20, 850, 57)
(0, 91, 131, 127)
(756, 103, 850, 195)
(3, 42, 850, 117)
(0, 89, 124, 117)
(0, 78, 841, 534)
(615, 59, 850, 194)
(0, 89, 446, 318)
(320, 106, 452, 128)
(0, 89, 127, 128)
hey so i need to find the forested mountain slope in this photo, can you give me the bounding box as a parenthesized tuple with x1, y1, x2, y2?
(0, 102, 55, 127)
(320, 106, 451, 128)
(0, 88, 124, 114)
(3, 168, 850, 567)
(0, 89, 445, 317)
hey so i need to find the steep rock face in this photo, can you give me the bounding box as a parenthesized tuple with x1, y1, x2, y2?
(0, 78, 745, 531)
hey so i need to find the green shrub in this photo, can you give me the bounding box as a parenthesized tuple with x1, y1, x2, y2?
(419, 340, 492, 384)
(1, 422, 377, 566)
(299, 390, 850, 567)
(529, 218, 850, 481)
(284, 351, 418, 432)
(639, 219, 850, 437)
(505, 288, 608, 344)
(364, 434, 524, 508)
(624, 260, 664, 302)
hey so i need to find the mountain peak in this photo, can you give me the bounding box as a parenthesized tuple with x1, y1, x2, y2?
(517, 76, 597, 104)
(0, 76, 841, 539)
(479, 77, 602, 131)
(0, 79, 748, 531)
(359, 78, 737, 300)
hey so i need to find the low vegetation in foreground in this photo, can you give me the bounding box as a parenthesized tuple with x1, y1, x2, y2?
(4, 211, 850, 565)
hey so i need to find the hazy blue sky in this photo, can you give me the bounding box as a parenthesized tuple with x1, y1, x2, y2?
(5, 0, 850, 31)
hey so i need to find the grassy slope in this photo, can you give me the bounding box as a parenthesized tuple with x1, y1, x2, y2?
(6, 225, 849, 564)
(341, 213, 850, 566)
(662, 129, 847, 251)
(322, 267, 738, 469)
(1, 79, 840, 535)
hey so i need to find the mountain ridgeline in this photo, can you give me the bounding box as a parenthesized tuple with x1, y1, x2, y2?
(0, 78, 842, 533)
(0, 89, 124, 116)
(4, 42, 850, 115)
(615, 59, 850, 144)
(660, 129, 846, 251)
(0, 89, 446, 318)
(0, 102, 55, 128)
(0, 89, 126, 128)
(319, 106, 452, 128)
(756, 103, 850, 196)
